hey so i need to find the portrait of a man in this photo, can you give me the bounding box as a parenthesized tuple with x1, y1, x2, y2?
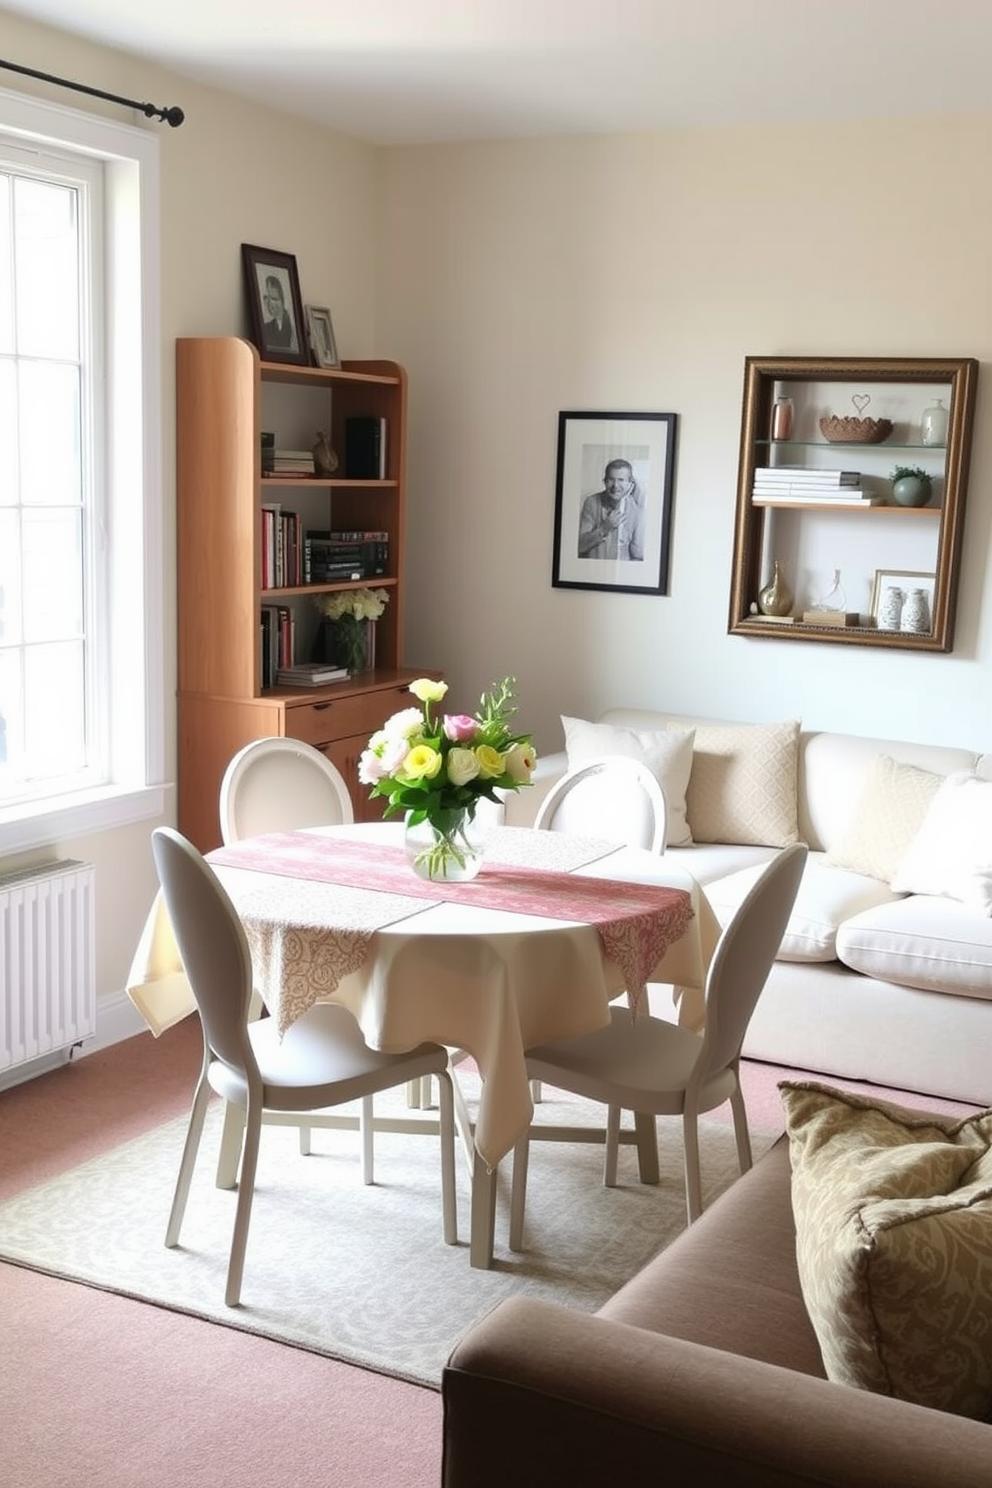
(259, 269, 298, 353)
(577, 457, 646, 562)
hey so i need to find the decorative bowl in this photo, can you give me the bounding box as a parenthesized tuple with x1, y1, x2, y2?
(819, 415, 894, 445)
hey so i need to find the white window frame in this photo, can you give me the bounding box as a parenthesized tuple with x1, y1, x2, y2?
(0, 86, 165, 854)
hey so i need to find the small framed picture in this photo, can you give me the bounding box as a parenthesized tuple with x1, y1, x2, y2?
(870, 569, 936, 632)
(241, 243, 309, 366)
(552, 411, 678, 595)
(305, 305, 340, 369)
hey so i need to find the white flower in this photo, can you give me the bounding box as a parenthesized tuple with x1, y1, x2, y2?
(446, 747, 481, 787)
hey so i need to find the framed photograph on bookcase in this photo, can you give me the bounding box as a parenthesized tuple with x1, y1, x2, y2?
(241, 243, 309, 366)
(551, 410, 678, 595)
(305, 305, 340, 369)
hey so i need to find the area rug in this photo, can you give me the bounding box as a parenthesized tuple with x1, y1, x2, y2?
(0, 1076, 777, 1389)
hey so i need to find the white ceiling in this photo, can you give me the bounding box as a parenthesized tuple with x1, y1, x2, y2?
(3, 0, 991, 145)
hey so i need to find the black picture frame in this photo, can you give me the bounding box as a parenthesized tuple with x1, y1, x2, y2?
(552, 411, 677, 595)
(241, 243, 309, 366)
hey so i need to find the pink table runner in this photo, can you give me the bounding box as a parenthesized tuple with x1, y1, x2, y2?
(209, 829, 695, 1018)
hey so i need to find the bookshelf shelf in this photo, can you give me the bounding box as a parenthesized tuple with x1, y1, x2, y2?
(729, 356, 978, 651)
(177, 336, 437, 846)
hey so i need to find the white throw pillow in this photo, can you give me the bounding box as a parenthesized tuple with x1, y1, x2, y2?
(682, 720, 801, 848)
(825, 754, 944, 883)
(560, 716, 695, 846)
(891, 772, 992, 915)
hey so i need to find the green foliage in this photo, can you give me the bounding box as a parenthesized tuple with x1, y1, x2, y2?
(890, 466, 931, 484)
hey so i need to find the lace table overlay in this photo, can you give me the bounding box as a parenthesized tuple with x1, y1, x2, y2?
(209, 828, 694, 1027)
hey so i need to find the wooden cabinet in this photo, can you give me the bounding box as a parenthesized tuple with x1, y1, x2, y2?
(176, 336, 437, 850)
(729, 356, 978, 650)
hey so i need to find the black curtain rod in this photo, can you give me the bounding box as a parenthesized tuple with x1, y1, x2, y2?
(0, 57, 184, 126)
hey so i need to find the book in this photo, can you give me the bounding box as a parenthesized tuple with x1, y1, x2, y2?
(752, 486, 873, 500)
(753, 467, 861, 484)
(752, 493, 884, 507)
(275, 663, 349, 686)
(345, 416, 387, 479)
(749, 613, 796, 624)
(801, 610, 861, 627)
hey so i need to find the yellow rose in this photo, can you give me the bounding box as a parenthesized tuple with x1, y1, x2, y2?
(446, 747, 481, 787)
(401, 744, 443, 781)
(409, 678, 448, 704)
(504, 742, 537, 783)
(474, 744, 505, 779)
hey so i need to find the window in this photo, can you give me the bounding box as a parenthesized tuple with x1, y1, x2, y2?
(0, 88, 164, 854)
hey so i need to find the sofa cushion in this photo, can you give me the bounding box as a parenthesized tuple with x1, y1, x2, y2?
(781, 1080, 992, 1420)
(824, 754, 944, 882)
(891, 772, 992, 915)
(681, 719, 801, 848)
(560, 716, 695, 846)
(836, 895, 992, 1001)
(704, 853, 900, 962)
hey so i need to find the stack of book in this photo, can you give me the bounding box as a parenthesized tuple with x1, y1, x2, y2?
(262, 445, 316, 478)
(751, 467, 882, 506)
(274, 662, 349, 687)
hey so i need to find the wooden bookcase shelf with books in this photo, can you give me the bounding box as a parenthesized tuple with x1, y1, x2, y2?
(176, 336, 439, 848)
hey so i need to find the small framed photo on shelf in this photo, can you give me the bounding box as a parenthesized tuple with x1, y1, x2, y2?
(305, 305, 341, 369)
(870, 569, 936, 633)
(551, 411, 678, 595)
(241, 243, 309, 366)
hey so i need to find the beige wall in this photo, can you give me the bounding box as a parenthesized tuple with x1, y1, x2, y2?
(3, 8, 991, 1037)
(0, 10, 380, 1032)
(377, 122, 992, 755)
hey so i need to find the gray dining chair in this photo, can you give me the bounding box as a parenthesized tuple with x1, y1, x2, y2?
(151, 826, 457, 1307)
(509, 843, 807, 1250)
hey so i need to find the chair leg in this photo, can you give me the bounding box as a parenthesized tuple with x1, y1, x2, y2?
(604, 1105, 621, 1186)
(360, 1094, 374, 1184)
(166, 1075, 211, 1247)
(436, 1071, 458, 1245)
(225, 1100, 262, 1307)
(682, 1112, 703, 1224)
(730, 1086, 753, 1175)
(634, 1111, 660, 1185)
(298, 1122, 312, 1157)
(530, 1078, 543, 1104)
(470, 1152, 498, 1269)
(508, 1135, 530, 1251)
(215, 1099, 246, 1189)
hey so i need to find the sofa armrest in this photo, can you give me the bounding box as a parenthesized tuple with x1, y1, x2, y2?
(442, 1297, 990, 1488)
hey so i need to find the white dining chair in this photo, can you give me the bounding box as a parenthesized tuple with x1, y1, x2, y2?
(151, 826, 457, 1307)
(219, 736, 354, 844)
(534, 755, 667, 852)
(508, 843, 807, 1250)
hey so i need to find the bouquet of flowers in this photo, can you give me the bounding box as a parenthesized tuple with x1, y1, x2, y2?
(313, 587, 389, 674)
(359, 676, 537, 879)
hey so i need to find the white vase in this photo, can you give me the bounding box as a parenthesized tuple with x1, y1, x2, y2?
(921, 399, 949, 447)
(901, 589, 932, 635)
(878, 587, 905, 630)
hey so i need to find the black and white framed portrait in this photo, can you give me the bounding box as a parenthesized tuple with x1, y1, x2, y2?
(241, 243, 308, 366)
(552, 411, 677, 595)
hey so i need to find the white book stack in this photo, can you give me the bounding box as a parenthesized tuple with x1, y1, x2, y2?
(751, 466, 883, 506)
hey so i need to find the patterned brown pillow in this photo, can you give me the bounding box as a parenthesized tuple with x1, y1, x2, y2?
(781, 1080, 992, 1419)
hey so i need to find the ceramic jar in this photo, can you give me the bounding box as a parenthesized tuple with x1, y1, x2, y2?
(921, 399, 949, 447)
(901, 588, 932, 635)
(877, 587, 905, 630)
(771, 396, 794, 441)
(758, 559, 793, 617)
(890, 473, 932, 508)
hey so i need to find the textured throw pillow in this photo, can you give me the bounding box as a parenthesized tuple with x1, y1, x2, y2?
(781, 1080, 992, 1419)
(681, 719, 800, 847)
(560, 717, 695, 847)
(825, 754, 944, 883)
(891, 772, 992, 914)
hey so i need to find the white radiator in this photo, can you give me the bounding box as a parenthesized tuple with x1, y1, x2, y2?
(0, 859, 97, 1073)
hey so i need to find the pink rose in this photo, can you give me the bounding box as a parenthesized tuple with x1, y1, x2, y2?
(443, 714, 478, 743)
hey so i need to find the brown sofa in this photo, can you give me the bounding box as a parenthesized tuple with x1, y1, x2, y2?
(441, 1137, 991, 1487)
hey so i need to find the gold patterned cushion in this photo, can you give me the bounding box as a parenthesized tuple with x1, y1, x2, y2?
(681, 720, 801, 847)
(825, 754, 944, 882)
(781, 1080, 992, 1419)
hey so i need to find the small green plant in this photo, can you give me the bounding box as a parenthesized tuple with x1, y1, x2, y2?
(890, 465, 931, 484)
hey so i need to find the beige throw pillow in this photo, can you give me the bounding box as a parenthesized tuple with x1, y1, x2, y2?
(781, 1079, 992, 1419)
(891, 772, 992, 915)
(825, 754, 944, 883)
(560, 716, 695, 846)
(681, 719, 800, 847)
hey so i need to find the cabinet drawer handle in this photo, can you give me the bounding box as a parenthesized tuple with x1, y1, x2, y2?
(312, 702, 332, 711)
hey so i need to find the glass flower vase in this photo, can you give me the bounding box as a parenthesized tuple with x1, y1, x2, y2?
(404, 809, 487, 883)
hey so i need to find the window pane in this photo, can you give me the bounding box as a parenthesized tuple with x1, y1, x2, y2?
(13, 176, 79, 361)
(22, 507, 83, 641)
(0, 358, 15, 502)
(19, 360, 81, 506)
(0, 507, 22, 645)
(24, 640, 86, 780)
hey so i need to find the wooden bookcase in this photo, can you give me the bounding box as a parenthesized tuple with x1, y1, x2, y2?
(176, 336, 436, 849)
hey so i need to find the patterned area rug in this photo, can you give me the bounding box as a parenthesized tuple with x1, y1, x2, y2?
(0, 1075, 775, 1389)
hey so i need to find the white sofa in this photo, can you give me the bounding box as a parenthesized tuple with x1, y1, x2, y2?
(502, 708, 992, 1106)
